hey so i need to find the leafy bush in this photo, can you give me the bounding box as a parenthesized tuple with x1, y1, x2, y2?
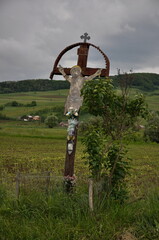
(11, 101, 22, 107)
(5, 101, 37, 107)
(0, 105, 4, 111)
(45, 114, 59, 128)
(81, 76, 148, 201)
(144, 112, 159, 143)
(79, 116, 103, 135)
(26, 101, 37, 107)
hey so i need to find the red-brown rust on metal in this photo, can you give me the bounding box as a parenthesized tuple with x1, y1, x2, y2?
(50, 42, 110, 79)
(77, 43, 89, 69)
(52, 67, 109, 77)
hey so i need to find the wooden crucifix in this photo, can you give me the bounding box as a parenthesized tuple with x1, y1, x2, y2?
(50, 33, 110, 190)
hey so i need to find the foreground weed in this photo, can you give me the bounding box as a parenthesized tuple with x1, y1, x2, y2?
(1, 188, 159, 239)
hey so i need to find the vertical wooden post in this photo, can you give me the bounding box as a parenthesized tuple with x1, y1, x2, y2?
(64, 125, 78, 177)
(15, 172, 20, 199)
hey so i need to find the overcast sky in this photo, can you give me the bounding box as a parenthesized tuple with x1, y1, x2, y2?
(0, 0, 159, 82)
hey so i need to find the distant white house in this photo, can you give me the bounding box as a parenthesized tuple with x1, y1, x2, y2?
(33, 116, 40, 121)
(22, 115, 40, 121)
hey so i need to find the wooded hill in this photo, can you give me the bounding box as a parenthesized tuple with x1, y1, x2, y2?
(112, 73, 159, 91)
(0, 79, 70, 94)
(0, 73, 159, 93)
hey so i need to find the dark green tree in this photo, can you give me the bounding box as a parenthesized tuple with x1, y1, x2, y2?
(81, 76, 148, 201)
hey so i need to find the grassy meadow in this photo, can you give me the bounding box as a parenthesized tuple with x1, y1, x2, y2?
(0, 89, 159, 239)
(0, 89, 68, 118)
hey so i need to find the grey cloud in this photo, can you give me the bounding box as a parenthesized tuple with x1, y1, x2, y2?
(0, 0, 159, 81)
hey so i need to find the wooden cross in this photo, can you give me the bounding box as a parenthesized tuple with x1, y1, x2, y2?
(49, 34, 110, 191)
(80, 32, 91, 43)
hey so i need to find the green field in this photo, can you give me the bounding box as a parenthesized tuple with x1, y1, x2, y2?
(0, 89, 68, 118)
(0, 89, 159, 239)
(1, 88, 159, 119)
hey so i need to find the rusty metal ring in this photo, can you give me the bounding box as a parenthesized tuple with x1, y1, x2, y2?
(50, 42, 110, 79)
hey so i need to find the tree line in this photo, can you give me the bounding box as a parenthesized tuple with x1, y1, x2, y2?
(0, 73, 159, 94)
(0, 79, 70, 93)
(112, 72, 159, 91)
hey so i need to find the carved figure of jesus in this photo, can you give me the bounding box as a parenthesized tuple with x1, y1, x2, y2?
(58, 65, 102, 114)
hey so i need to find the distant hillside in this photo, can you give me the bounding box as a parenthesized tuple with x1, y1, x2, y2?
(0, 79, 70, 94)
(112, 73, 159, 91)
(0, 73, 159, 93)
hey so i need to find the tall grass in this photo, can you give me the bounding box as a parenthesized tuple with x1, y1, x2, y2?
(1, 185, 159, 240)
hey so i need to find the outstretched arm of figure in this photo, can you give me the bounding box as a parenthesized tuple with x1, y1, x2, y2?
(58, 65, 71, 82)
(85, 69, 102, 81)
